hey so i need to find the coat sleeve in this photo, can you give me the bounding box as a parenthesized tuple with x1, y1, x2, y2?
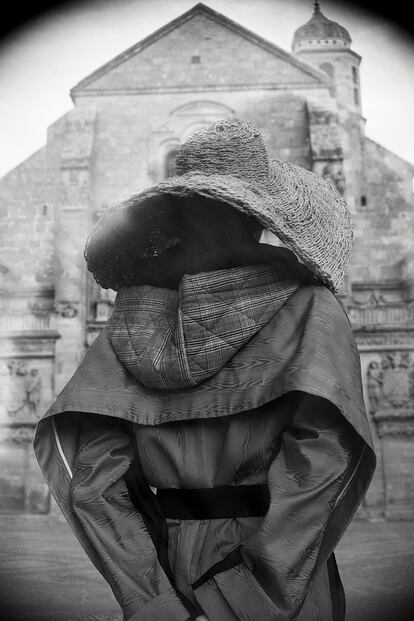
(70, 413, 200, 621)
(192, 392, 368, 621)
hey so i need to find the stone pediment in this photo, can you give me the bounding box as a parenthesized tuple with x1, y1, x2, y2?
(71, 3, 326, 97)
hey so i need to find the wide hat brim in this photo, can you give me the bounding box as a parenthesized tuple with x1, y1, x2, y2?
(85, 162, 353, 293)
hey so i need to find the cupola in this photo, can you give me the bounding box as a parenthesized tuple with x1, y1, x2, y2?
(292, 1, 361, 112)
(292, 1, 351, 53)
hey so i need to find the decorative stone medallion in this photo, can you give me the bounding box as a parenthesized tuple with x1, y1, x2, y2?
(367, 352, 414, 436)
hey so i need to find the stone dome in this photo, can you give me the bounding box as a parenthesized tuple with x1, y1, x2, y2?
(293, 2, 351, 52)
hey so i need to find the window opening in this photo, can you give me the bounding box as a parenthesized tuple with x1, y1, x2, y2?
(352, 66, 358, 83)
(164, 148, 179, 178)
(353, 87, 359, 105)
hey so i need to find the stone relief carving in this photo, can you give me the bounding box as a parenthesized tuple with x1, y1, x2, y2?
(353, 289, 388, 307)
(6, 425, 36, 444)
(28, 300, 54, 314)
(379, 352, 413, 408)
(366, 361, 383, 413)
(2, 361, 42, 422)
(0, 338, 56, 357)
(367, 352, 413, 411)
(319, 161, 345, 194)
(356, 333, 414, 350)
(349, 304, 414, 328)
(56, 302, 78, 318)
(367, 352, 414, 436)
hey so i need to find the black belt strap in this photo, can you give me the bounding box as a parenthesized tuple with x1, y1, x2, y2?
(157, 484, 270, 520)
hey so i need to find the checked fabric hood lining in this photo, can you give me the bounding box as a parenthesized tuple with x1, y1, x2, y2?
(107, 263, 302, 390)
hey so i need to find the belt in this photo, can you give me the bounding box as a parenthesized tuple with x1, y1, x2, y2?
(124, 454, 268, 619)
(156, 484, 270, 519)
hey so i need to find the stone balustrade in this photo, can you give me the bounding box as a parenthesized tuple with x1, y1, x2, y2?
(348, 304, 414, 327)
(0, 312, 56, 334)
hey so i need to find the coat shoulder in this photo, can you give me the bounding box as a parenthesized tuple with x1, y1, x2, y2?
(290, 283, 352, 334)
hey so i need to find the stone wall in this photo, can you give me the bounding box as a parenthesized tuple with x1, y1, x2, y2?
(1, 4, 413, 517)
(0, 149, 54, 292)
(294, 48, 362, 115)
(75, 10, 321, 95)
(351, 139, 414, 283)
(73, 88, 320, 217)
(0, 119, 65, 515)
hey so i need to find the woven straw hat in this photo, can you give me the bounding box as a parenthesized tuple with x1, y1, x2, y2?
(85, 119, 352, 292)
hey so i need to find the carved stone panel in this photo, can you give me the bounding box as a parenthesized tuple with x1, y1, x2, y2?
(0, 337, 57, 358)
(0, 358, 53, 514)
(317, 160, 345, 194)
(0, 358, 53, 424)
(363, 350, 414, 421)
(362, 350, 414, 518)
(356, 331, 414, 352)
(365, 352, 414, 435)
(0, 361, 42, 424)
(56, 301, 78, 318)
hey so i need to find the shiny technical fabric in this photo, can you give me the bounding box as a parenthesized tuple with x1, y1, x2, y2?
(34, 281, 376, 621)
(135, 394, 360, 620)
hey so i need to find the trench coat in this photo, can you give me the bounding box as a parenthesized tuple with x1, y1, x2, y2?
(34, 282, 376, 621)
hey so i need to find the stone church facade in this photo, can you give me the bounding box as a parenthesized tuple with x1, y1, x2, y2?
(0, 2, 413, 518)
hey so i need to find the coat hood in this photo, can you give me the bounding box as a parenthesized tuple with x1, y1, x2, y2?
(107, 264, 302, 390)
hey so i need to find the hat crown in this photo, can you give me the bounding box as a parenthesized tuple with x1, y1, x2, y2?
(176, 119, 270, 183)
(85, 119, 352, 293)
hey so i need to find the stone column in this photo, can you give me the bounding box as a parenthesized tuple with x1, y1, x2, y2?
(308, 97, 350, 302)
(54, 105, 97, 393)
(308, 98, 345, 193)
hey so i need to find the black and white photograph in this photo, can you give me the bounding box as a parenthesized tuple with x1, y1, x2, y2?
(0, 1, 413, 620)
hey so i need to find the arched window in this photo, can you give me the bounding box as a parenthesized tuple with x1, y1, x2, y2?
(164, 147, 179, 178)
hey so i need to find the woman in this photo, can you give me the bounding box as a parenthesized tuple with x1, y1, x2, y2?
(34, 120, 375, 621)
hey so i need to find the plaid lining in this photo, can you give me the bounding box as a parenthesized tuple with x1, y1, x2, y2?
(107, 264, 302, 390)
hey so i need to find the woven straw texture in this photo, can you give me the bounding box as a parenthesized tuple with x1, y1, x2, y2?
(85, 119, 353, 292)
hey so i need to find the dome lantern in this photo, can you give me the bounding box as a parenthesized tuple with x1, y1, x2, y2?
(292, 1, 352, 53)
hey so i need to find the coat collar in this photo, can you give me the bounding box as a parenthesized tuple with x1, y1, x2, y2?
(35, 284, 374, 454)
